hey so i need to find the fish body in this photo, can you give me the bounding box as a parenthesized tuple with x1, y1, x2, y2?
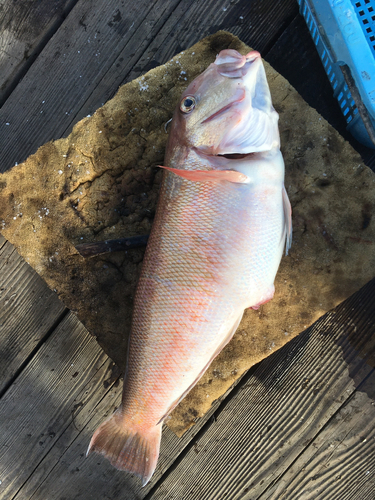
(88, 49, 292, 485)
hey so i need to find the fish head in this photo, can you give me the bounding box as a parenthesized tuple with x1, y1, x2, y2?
(168, 49, 280, 158)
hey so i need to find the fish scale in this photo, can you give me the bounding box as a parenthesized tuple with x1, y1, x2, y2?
(88, 48, 292, 485)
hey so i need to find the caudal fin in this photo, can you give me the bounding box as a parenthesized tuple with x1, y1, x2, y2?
(87, 408, 162, 486)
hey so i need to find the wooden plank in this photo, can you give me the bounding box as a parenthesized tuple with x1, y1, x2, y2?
(0, 312, 114, 500)
(147, 278, 375, 500)
(260, 371, 375, 500)
(77, 0, 298, 121)
(10, 354, 249, 499)
(0, 240, 66, 395)
(0, 0, 181, 173)
(0, 0, 298, 173)
(0, 0, 78, 106)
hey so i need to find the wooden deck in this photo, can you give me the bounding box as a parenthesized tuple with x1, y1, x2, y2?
(1, 1, 375, 498)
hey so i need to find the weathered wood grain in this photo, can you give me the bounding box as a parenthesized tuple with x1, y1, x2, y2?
(11, 352, 249, 499)
(0, 0, 181, 173)
(0, 0, 298, 173)
(0, 0, 78, 106)
(260, 371, 375, 499)
(0, 312, 112, 500)
(0, 240, 66, 395)
(79, 0, 298, 120)
(147, 279, 375, 500)
(1, 0, 374, 497)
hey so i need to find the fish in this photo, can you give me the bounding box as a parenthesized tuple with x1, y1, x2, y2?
(87, 48, 292, 486)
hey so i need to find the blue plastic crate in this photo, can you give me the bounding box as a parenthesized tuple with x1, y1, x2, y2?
(298, 0, 375, 148)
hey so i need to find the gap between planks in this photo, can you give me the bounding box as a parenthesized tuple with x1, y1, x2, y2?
(260, 369, 375, 500)
(0, 0, 79, 107)
(0, 306, 250, 500)
(0, 312, 110, 500)
(0, 239, 67, 395)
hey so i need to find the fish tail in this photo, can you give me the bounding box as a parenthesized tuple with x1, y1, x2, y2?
(87, 407, 162, 486)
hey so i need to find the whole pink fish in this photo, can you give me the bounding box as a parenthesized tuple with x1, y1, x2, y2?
(88, 49, 292, 485)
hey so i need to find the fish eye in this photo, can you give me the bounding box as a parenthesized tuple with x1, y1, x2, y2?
(180, 96, 196, 113)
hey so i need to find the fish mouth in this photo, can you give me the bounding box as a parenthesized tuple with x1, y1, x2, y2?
(194, 147, 255, 161)
(217, 153, 255, 160)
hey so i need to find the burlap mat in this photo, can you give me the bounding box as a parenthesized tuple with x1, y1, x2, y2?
(0, 32, 374, 435)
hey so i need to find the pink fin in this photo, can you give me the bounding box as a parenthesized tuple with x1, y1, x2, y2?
(87, 407, 162, 486)
(282, 185, 292, 255)
(159, 165, 249, 184)
(251, 285, 275, 310)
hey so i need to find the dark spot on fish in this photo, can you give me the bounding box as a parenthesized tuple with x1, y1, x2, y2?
(362, 203, 372, 230)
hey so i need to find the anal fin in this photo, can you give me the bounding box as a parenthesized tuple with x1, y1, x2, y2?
(251, 285, 275, 310)
(282, 185, 292, 255)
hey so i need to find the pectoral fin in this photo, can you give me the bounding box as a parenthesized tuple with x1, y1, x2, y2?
(159, 165, 249, 184)
(157, 312, 244, 424)
(282, 185, 292, 255)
